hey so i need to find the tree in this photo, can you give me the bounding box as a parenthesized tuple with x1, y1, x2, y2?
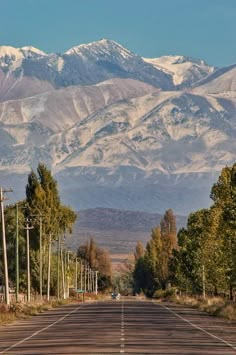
(25, 163, 76, 295)
(77, 238, 111, 291)
(210, 164, 236, 299)
(134, 241, 144, 261)
(160, 209, 177, 288)
(133, 210, 178, 295)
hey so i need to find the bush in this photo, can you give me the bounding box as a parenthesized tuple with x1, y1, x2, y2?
(163, 287, 177, 298)
(153, 288, 177, 300)
(218, 303, 236, 320)
(153, 289, 165, 299)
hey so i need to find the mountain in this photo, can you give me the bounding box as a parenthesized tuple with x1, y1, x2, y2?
(0, 38, 236, 215)
(0, 39, 174, 102)
(192, 64, 236, 94)
(0, 45, 46, 70)
(143, 55, 215, 88)
(0, 78, 157, 170)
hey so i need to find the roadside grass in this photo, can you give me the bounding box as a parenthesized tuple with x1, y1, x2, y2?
(153, 289, 236, 321)
(0, 298, 72, 325)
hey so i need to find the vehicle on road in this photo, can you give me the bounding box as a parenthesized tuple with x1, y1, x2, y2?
(111, 292, 120, 299)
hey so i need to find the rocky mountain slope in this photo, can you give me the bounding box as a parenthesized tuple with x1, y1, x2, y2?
(0, 39, 236, 215)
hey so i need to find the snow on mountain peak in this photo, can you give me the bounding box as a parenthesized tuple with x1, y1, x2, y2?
(21, 46, 47, 56)
(143, 55, 215, 87)
(65, 38, 134, 60)
(0, 45, 23, 58)
(0, 45, 46, 70)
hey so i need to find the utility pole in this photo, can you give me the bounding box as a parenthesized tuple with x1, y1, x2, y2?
(0, 187, 13, 305)
(24, 218, 34, 302)
(39, 216, 43, 301)
(75, 258, 78, 298)
(90, 269, 93, 292)
(84, 263, 87, 292)
(47, 233, 52, 301)
(64, 250, 67, 298)
(15, 203, 19, 302)
(92, 271, 95, 293)
(57, 235, 61, 299)
(80, 260, 83, 291)
(91, 270, 93, 292)
(67, 251, 70, 298)
(29, 214, 43, 300)
(95, 271, 98, 295)
(90, 269, 92, 292)
(61, 245, 65, 299)
(202, 264, 206, 299)
(87, 266, 90, 292)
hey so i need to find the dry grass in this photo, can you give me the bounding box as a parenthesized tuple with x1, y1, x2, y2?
(170, 295, 236, 321)
(218, 303, 236, 320)
(0, 298, 71, 325)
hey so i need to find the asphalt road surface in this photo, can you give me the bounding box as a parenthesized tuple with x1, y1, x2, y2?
(0, 298, 235, 354)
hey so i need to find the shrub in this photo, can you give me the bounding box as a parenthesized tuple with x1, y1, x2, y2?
(153, 289, 165, 299)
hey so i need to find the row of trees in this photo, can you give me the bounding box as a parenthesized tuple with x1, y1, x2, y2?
(133, 164, 236, 300)
(171, 164, 236, 299)
(0, 163, 77, 301)
(133, 209, 177, 296)
(77, 238, 112, 291)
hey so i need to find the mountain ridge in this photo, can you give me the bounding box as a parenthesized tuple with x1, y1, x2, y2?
(66, 207, 187, 254)
(0, 38, 236, 214)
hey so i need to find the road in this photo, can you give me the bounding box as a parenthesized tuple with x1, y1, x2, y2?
(0, 298, 235, 354)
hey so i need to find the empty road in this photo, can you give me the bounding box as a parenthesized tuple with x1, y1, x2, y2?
(0, 298, 235, 354)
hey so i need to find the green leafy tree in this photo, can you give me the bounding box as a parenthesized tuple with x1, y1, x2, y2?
(160, 209, 177, 288)
(25, 163, 76, 293)
(210, 164, 236, 298)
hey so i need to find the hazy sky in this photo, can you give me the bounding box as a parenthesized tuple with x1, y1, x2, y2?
(1, 0, 235, 67)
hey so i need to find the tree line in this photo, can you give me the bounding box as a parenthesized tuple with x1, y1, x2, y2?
(133, 164, 236, 300)
(133, 209, 177, 296)
(77, 238, 111, 291)
(0, 163, 111, 303)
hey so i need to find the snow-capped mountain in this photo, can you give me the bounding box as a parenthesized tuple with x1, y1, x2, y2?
(0, 39, 174, 102)
(0, 45, 46, 70)
(1, 38, 236, 214)
(143, 55, 214, 88)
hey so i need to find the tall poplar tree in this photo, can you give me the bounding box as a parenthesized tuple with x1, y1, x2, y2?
(134, 241, 144, 261)
(25, 163, 76, 293)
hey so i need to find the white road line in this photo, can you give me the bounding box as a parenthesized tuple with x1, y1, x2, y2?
(0, 304, 83, 354)
(156, 302, 236, 352)
(120, 298, 125, 354)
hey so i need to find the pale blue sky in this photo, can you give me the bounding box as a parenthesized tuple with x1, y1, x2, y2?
(0, 0, 235, 67)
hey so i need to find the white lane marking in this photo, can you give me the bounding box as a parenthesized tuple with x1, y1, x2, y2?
(157, 302, 236, 351)
(120, 298, 125, 353)
(0, 304, 84, 354)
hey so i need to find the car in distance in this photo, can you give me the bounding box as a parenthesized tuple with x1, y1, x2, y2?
(111, 292, 121, 300)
